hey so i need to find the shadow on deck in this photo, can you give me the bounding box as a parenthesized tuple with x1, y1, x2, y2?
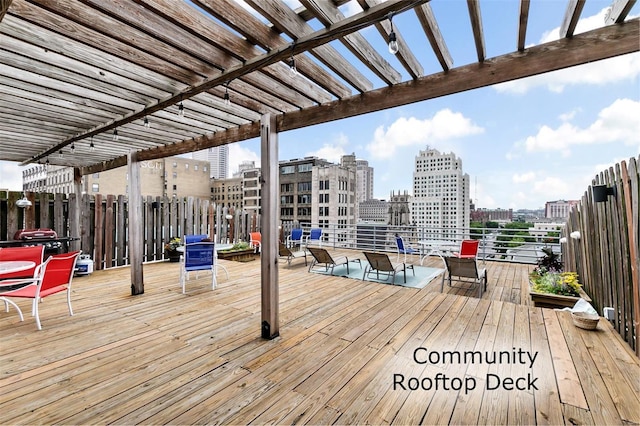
(0, 249, 638, 424)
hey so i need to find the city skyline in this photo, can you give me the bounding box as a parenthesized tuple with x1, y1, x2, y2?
(1, 1, 638, 211)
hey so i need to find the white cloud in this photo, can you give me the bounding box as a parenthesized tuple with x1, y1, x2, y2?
(524, 98, 640, 155)
(366, 109, 484, 159)
(305, 133, 349, 163)
(494, 9, 640, 94)
(559, 109, 580, 122)
(513, 172, 536, 183)
(228, 143, 260, 176)
(0, 161, 24, 191)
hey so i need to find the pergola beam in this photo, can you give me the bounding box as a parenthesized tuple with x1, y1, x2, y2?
(81, 18, 640, 176)
(25, 0, 427, 164)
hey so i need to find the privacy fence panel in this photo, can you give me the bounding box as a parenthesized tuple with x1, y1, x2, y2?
(564, 155, 639, 355)
(1, 192, 262, 272)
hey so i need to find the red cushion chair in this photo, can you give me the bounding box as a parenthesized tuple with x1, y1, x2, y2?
(453, 240, 480, 259)
(0, 251, 80, 330)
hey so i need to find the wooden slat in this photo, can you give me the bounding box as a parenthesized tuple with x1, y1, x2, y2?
(300, 0, 402, 85)
(243, 0, 373, 93)
(517, 0, 530, 51)
(467, 0, 486, 62)
(542, 309, 588, 409)
(415, 1, 453, 71)
(0, 256, 638, 423)
(357, 0, 424, 79)
(605, 0, 637, 24)
(193, 0, 351, 99)
(560, 0, 586, 38)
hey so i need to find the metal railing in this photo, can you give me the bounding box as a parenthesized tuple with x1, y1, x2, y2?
(280, 221, 562, 265)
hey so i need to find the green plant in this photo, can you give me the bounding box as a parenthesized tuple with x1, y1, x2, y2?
(530, 271, 581, 297)
(534, 247, 563, 274)
(220, 241, 250, 252)
(164, 237, 182, 252)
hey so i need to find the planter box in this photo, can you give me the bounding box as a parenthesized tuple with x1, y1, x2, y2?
(530, 287, 591, 309)
(217, 248, 256, 262)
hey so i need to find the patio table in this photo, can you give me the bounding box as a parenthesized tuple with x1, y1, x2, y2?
(0, 260, 35, 322)
(418, 240, 457, 266)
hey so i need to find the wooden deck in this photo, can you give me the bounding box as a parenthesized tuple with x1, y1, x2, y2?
(1, 250, 638, 425)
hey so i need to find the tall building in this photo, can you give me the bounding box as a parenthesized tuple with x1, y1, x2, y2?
(193, 145, 229, 179)
(241, 166, 261, 215)
(340, 154, 374, 205)
(411, 147, 470, 238)
(279, 157, 332, 226)
(312, 161, 357, 232)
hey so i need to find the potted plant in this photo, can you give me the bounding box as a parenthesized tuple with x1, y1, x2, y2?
(217, 241, 255, 262)
(164, 237, 183, 262)
(529, 247, 590, 308)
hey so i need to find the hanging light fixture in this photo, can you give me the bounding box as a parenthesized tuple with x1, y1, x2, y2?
(45, 157, 50, 167)
(144, 116, 150, 128)
(90, 136, 95, 152)
(71, 142, 75, 153)
(223, 82, 230, 106)
(58, 150, 63, 159)
(16, 192, 32, 208)
(113, 128, 119, 141)
(288, 42, 298, 77)
(178, 100, 185, 117)
(388, 15, 399, 54)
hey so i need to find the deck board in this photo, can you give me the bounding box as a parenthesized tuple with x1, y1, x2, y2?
(0, 251, 638, 425)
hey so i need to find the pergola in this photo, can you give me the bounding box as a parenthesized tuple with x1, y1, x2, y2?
(1, 0, 638, 337)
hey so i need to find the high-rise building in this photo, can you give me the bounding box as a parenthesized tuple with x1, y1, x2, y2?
(411, 147, 470, 238)
(193, 145, 229, 179)
(340, 154, 374, 205)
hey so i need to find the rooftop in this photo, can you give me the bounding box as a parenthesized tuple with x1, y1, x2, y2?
(1, 250, 638, 424)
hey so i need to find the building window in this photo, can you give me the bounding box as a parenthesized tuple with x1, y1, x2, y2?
(173, 184, 177, 190)
(173, 172, 177, 178)
(92, 183, 99, 192)
(173, 162, 177, 168)
(298, 163, 312, 172)
(194, 165, 198, 171)
(281, 166, 295, 174)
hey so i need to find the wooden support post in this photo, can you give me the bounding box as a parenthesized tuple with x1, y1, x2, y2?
(71, 168, 82, 252)
(128, 151, 144, 295)
(260, 113, 279, 339)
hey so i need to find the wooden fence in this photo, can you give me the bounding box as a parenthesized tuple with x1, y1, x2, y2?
(563, 155, 639, 355)
(0, 192, 260, 271)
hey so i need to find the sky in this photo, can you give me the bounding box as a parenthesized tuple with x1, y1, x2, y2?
(1, 0, 638, 210)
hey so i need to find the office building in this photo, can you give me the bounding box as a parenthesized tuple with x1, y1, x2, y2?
(358, 199, 388, 223)
(193, 145, 229, 179)
(411, 147, 470, 238)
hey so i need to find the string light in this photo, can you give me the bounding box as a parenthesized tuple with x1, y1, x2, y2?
(178, 101, 185, 117)
(58, 150, 63, 159)
(71, 143, 75, 153)
(113, 128, 119, 141)
(223, 82, 230, 106)
(388, 15, 399, 54)
(90, 136, 95, 152)
(144, 116, 150, 128)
